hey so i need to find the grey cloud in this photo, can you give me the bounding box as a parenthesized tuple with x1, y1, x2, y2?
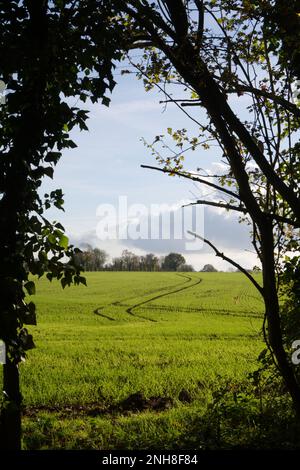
(68, 207, 252, 257)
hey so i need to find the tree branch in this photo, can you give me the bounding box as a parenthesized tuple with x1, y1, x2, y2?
(122, 1, 176, 42)
(194, 0, 204, 50)
(126, 0, 300, 222)
(183, 199, 247, 213)
(181, 102, 202, 107)
(159, 98, 200, 104)
(142, 163, 299, 225)
(225, 85, 300, 119)
(161, 86, 300, 119)
(185, 199, 300, 227)
(162, 0, 188, 41)
(141, 164, 240, 199)
(158, 40, 300, 221)
(187, 231, 264, 294)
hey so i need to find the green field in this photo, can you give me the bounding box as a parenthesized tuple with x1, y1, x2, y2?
(18, 272, 264, 449)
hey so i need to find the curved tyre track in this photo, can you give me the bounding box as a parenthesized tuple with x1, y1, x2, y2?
(94, 273, 202, 323)
(93, 273, 188, 321)
(110, 274, 193, 307)
(126, 273, 202, 321)
(93, 309, 116, 321)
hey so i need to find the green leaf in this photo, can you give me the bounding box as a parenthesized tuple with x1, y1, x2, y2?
(38, 251, 47, 262)
(45, 152, 61, 163)
(102, 96, 111, 107)
(58, 234, 69, 250)
(54, 222, 65, 231)
(23, 334, 35, 351)
(61, 277, 68, 289)
(48, 233, 56, 244)
(24, 302, 37, 325)
(24, 281, 36, 296)
(66, 140, 77, 149)
(54, 199, 65, 210)
(79, 276, 87, 286)
(43, 166, 54, 179)
(19, 328, 36, 350)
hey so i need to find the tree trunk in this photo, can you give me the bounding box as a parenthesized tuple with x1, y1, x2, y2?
(0, 0, 48, 450)
(260, 221, 300, 416)
(0, 360, 22, 450)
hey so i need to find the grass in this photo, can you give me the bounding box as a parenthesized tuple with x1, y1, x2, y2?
(15, 271, 265, 449)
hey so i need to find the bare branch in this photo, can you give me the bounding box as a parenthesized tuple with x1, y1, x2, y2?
(226, 85, 300, 119)
(129, 59, 205, 128)
(159, 98, 200, 104)
(187, 231, 264, 295)
(142, 164, 298, 225)
(140, 164, 240, 199)
(270, 214, 300, 227)
(160, 86, 300, 118)
(181, 102, 202, 107)
(183, 199, 247, 213)
(184, 198, 299, 227)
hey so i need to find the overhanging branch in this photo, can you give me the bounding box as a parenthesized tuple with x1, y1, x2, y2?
(225, 85, 300, 119)
(141, 164, 240, 199)
(187, 231, 264, 295)
(183, 199, 247, 213)
(184, 200, 300, 227)
(141, 164, 300, 226)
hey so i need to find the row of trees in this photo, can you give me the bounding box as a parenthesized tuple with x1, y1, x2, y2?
(74, 245, 108, 271)
(75, 247, 195, 272)
(109, 251, 195, 271)
(75, 246, 264, 273)
(76, 247, 262, 273)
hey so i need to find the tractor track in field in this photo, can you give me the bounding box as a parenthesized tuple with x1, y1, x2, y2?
(93, 309, 116, 321)
(126, 274, 202, 321)
(93, 275, 190, 322)
(93, 273, 202, 322)
(128, 304, 262, 318)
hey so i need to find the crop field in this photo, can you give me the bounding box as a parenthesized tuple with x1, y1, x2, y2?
(16, 272, 264, 449)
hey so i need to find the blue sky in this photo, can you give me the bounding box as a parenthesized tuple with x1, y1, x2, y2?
(41, 68, 258, 271)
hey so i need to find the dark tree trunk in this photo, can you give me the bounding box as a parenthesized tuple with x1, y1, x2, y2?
(260, 222, 300, 416)
(0, 361, 22, 450)
(0, 152, 25, 450)
(0, 0, 48, 450)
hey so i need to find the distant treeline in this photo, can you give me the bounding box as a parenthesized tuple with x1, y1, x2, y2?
(73, 246, 261, 273)
(74, 246, 195, 272)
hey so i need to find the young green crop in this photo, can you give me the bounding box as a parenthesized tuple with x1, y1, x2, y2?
(13, 272, 264, 449)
